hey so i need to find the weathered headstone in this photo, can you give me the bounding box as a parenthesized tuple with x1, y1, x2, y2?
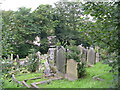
(78, 44, 84, 55)
(95, 46, 100, 63)
(96, 53, 100, 63)
(87, 47, 96, 65)
(16, 55, 20, 68)
(56, 46, 66, 74)
(48, 48, 56, 66)
(36, 51, 41, 60)
(82, 47, 87, 63)
(66, 59, 78, 81)
(10, 54, 13, 61)
(78, 45, 87, 63)
(44, 60, 51, 75)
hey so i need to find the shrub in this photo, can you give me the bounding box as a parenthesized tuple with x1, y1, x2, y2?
(66, 45, 86, 78)
(27, 52, 39, 72)
(66, 46, 80, 62)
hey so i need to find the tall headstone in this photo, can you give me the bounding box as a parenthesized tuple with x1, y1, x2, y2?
(48, 48, 56, 65)
(87, 47, 96, 65)
(82, 47, 87, 63)
(95, 46, 100, 63)
(16, 55, 20, 68)
(78, 45, 87, 63)
(78, 44, 84, 55)
(96, 53, 100, 63)
(56, 46, 66, 74)
(10, 54, 13, 61)
(66, 59, 78, 81)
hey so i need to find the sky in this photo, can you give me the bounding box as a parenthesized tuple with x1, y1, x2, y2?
(0, 0, 59, 11)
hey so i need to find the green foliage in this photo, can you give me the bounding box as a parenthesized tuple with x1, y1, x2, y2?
(27, 52, 39, 72)
(39, 38, 49, 54)
(1, 1, 119, 87)
(1, 58, 14, 78)
(77, 62, 86, 78)
(2, 79, 24, 88)
(66, 45, 86, 78)
(82, 2, 119, 87)
(54, 2, 88, 47)
(66, 46, 80, 62)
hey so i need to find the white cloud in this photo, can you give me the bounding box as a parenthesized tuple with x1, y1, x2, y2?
(1, 0, 59, 11)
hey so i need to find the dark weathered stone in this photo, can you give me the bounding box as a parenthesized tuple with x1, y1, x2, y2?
(78, 45, 87, 63)
(48, 48, 56, 65)
(87, 47, 96, 65)
(56, 46, 66, 74)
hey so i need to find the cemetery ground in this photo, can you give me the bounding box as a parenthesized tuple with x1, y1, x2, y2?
(3, 61, 113, 88)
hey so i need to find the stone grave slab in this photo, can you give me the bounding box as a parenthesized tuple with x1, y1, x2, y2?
(66, 59, 78, 81)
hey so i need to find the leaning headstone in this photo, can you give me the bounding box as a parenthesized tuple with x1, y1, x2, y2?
(66, 59, 78, 81)
(56, 46, 66, 74)
(87, 47, 96, 65)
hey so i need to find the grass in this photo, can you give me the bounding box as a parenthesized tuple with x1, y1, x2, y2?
(16, 72, 43, 81)
(37, 62, 113, 88)
(2, 79, 26, 88)
(3, 62, 113, 88)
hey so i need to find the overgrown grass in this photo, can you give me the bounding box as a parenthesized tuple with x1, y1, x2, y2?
(16, 72, 43, 81)
(2, 79, 26, 88)
(37, 62, 113, 88)
(3, 62, 113, 88)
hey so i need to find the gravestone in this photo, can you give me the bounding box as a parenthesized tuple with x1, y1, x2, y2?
(78, 45, 87, 63)
(11, 54, 13, 61)
(87, 47, 96, 65)
(95, 46, 100, 63)
(36, 51, 41, 60)
(48, 48, 56, 66)
(44, 60, 51, 75)
(56, 46, 66, 74)
(66, 59, 78, 81)
(96, 53, 100, 63)
(82, 48, 87, 63)
(16, 55, 20, 68)
(78, 44, 84, 55)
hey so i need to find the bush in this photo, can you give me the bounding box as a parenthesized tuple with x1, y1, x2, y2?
(66, 45, 86, 78)
(27, 52, 39, 72)
(66, 46, 80, 62)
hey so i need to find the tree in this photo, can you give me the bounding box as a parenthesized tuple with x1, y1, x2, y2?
(2, 10, 14, 57)
(54, 1, 89, 47)
(82, 2, 119, 87)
